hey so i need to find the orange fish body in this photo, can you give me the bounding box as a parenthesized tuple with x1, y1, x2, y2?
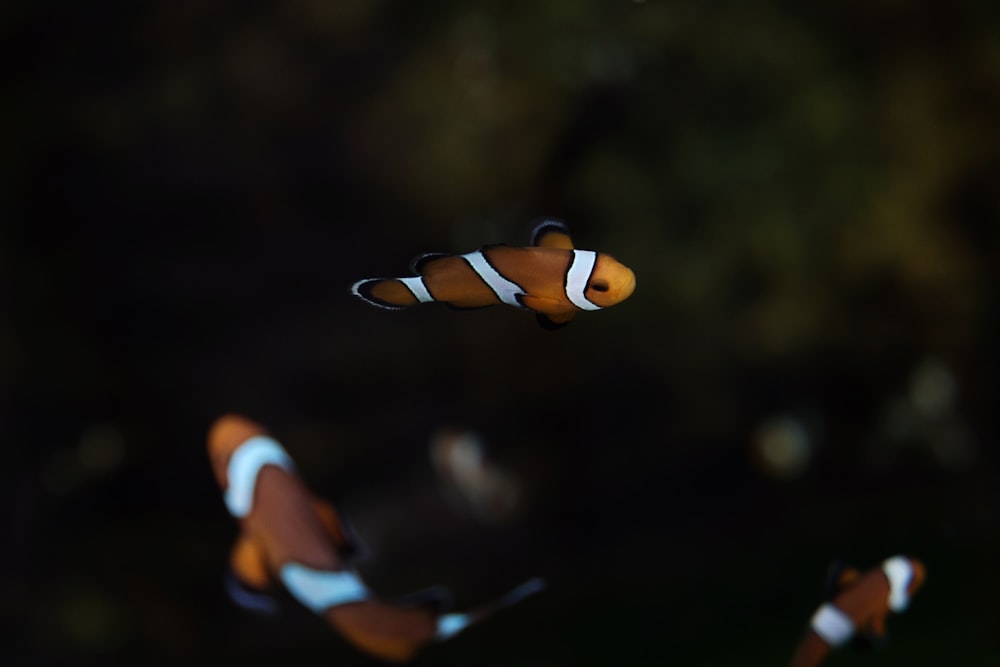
(351, 220, 635, 328)
(788, 556, 926, 667)
(208, 415, 544, 662)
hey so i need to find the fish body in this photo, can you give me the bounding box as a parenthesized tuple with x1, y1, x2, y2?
(208, 414, 544, 663)
(788, 555, 926, 667)
(351, 220, 635, 328)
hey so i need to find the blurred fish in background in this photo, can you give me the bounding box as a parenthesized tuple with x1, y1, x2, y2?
(866, 357, 979, 472)
(789, 555, 926, 667)
(208, 414, 545, 663)
(429, 427, 523, 522)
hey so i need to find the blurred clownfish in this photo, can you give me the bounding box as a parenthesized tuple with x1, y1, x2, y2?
(788, 555, 926, 667)
(207, 414, 545, 663)
(351, 219, 636, 329)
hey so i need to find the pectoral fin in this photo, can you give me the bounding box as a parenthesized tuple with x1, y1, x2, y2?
(854, 614, 889, 649)
(226, 534, 279, 615)
(312, 499, 369, 561)
(230, 534, 272, 589)
(518, 293, 563, 312)
(867, 612, 888, 640)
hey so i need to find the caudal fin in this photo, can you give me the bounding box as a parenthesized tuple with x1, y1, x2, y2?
(491, 577, 547, 610)
(463, 577, 547, 629)
(433, 577, 546, 642)
(351, 278, 419, 310)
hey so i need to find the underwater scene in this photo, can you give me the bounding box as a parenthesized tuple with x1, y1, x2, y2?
(6, 1, 1000, 665)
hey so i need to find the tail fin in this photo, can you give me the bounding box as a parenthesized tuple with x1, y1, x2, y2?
(321, 576, 546, 661)
(351, 278, 417, 310)
(442, 577, 547, 638)
(487, 577, 547, 611)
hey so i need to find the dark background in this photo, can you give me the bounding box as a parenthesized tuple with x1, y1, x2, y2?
(4, 1, 1000, 665)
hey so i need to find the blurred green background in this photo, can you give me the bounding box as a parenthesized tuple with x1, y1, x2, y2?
(4, 1, 1000, 665)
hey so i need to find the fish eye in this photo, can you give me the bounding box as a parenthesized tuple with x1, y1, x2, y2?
(590, 280, 609, 292)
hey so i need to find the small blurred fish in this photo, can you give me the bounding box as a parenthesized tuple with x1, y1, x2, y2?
(430, 427, 521, 521)
(208, 414, 545, 663)
(788, 555, 926, 667)
(351, 219, 635, 329)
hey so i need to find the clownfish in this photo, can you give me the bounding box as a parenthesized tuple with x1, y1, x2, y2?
(351, 219, 636, 329)
(207, 414, 545, 663)
(788, 555, 926, 667)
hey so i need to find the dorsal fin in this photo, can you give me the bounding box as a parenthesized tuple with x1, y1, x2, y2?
(530, 219, 574, 249)
(824, 559, 857, 597)
(409, 252, 450, 275)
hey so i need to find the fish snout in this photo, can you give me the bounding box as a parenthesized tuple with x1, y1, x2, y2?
(589, 255, 636, 307)
(616, 266, 636, 303)
(908, 559, 927, 595)
(207, 414, 268, 486)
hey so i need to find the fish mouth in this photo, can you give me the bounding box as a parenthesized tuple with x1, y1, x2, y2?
(619, 268, 636, 301)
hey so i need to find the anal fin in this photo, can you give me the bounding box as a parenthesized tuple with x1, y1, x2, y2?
(519, 294, 575, 329)
(392, 585, 453, 613)
(536, 313, 570, 330)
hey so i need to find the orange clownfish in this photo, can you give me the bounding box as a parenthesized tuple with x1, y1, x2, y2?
(351, 219, 636, 329)
(208, 414, 545, 663)
(788, 555, 926, 667)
